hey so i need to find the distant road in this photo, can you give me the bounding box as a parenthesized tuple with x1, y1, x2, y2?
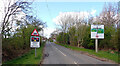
(42, 42, 113, 64)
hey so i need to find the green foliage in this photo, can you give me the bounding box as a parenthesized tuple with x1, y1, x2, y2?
(55, 2, 119, 52)
(49, 39, 53, 42)
(3, 42, 45, 64)
(82, 26, 91, 48)
(68, 26, 77, 46)
(99, 26, 118, 50)
(56, 32, 64, 43)
(2, 25, 37, 61)
(64, 33, 70, 44)
(56, 32, 70, 44)
(80, 25, 118, 51)
(56, 24, 118, 51)
(2, 16, 46, 62)
(56, 43, 118, 63)
(88, 40, 94, 49)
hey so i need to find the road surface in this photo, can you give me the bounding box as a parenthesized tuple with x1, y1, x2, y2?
(42, 42, 113, 64)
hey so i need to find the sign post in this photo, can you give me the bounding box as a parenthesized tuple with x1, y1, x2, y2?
(95, 39, 98, 52)
(91, 25, 104, 52)
(30, 29, 40, 57)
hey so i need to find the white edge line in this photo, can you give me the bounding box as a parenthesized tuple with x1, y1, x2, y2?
(53, 46, 66, 56)
(58, 50, 66, 56)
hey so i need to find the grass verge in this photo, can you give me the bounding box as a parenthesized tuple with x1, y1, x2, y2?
(55, 42, 118, 63)
(3, 42, 45, 64)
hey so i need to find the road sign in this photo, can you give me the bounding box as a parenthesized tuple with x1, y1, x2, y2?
(91, 25, 104, 39)
(91, 25, 104, 53)
(31, 29, 39, 36)
(30, 36, 40, 48)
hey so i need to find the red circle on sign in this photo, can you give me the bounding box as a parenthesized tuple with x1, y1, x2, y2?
(96, 34, 99, 38)
(36, 38, 38, 40)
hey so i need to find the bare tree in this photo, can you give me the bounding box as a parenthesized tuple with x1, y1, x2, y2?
(116, 1, 120, 28)
(58, 14, 75, 33)
(1, 0, 32, 38)
(55, 12, 90, 46)
(99, 3, 119, 26)
(26, 15, 46, 31)
(75, 18, 88, 47)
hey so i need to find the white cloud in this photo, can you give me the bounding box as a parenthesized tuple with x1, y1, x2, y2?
(53, 11, 90, 25)
(53, 10, 97, 25)
(41, 27, 55, 38)
(91, 9, 96, 16)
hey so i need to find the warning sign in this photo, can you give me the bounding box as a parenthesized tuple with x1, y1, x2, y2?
(30, 36, 40, 48)
(31, 29, 39, 36)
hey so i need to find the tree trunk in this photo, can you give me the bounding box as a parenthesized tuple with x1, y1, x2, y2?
(23, 30, 26, 49)
(77, 40, 80, 47)
(5, 34, 6, 39)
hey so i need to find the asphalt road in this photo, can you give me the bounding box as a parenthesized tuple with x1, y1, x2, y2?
(42, 42, 113, 64)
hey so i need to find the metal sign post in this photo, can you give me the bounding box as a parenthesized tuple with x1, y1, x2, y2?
(30, 29, 40, 57)
(95, 39, 98, 52)
(95, 26, 98, 53)
(30, 36, 40, 57)
(91, 25, 104, 53)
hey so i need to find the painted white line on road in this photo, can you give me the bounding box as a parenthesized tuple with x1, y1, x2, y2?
(50, 43, 78, 64)
(74, 61, 77, 64)
(50, 43, 66, 56)
(52, 45, 66, 56)
(58, 49, 66, 56)
(54, 47, 58, 50)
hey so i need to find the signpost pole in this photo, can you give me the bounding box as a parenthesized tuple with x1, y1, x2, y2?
(91, 25, 104, 53)
(95, 39, 98, 52)
(31, 29, 40, 57)
(95, 25, 98, 53)
(35, 48, 36, 57)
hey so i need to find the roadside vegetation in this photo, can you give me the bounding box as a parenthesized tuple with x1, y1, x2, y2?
(50, 2, 120, 63)
(1, 0, 46, 62)
(55, 42, 118, 63)
(3, 41, 45, 64)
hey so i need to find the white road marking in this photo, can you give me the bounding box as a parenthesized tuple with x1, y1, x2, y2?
(50, 43, 78, 64)
(51, 44, 66, 56)
(74, 61, 77, 64)
(55, 47, 58, 50)
(58, 49, 66, 56)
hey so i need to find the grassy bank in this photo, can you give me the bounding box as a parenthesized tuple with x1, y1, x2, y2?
(55, 42, 118, 63)
(3, 42, 45, 64)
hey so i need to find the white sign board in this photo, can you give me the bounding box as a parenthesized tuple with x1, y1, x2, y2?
(30, 36, 40, 48)
(91, 25, 104, 39)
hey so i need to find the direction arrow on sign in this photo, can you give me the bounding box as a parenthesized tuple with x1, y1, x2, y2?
(31, 29, 39, 36)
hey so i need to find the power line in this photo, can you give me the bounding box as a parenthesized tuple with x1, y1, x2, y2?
(45, 0, 53, 19)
